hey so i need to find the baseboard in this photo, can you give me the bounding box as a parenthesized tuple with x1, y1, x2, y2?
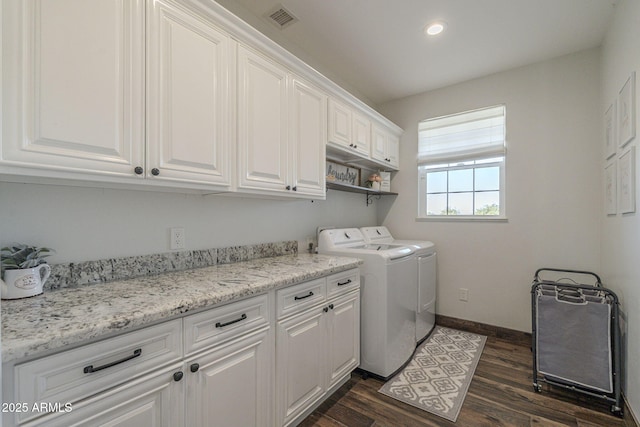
(435, 314, 531, 346)
(624, 395, 639, 427)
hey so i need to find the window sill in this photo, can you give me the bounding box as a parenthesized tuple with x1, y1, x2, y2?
(415, 216, 508, 222)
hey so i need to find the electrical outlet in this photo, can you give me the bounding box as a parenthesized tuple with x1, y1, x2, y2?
(459, 288, 469, 302)
(170, 227, 185, 250)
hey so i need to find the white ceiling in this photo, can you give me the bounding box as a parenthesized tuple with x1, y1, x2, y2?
(217, 0, 617, 106)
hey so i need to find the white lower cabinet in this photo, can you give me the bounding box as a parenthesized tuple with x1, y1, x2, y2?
(4, 269, 359, 427)
(276, 270, 360, 427)
(22, 365, 184, 427)
(182, 293, 272, 427)
(326, 292, 360, 390)
(185, 327, 272, 427)
(277, 305, 327, 426)
(8, 320, 183, 426)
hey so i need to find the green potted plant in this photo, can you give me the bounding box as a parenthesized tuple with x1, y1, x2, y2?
(1, 244, 54, 299)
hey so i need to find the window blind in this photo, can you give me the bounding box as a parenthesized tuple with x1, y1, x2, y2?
(418, 105, 506, 166)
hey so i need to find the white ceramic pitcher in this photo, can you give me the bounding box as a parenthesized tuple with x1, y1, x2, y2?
(1, 264, 51, 299)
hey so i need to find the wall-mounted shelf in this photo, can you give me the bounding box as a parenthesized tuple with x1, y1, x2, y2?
(326, 181, 398, 206)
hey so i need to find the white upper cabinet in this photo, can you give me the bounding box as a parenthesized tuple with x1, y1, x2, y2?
(1, 0, 145, 177)
(387, 134, 400, 168)
(372, 124, 400, 170)
(329, 98, 371, 157)
(1, 0, 234, 190)
(327, 98, 352, 148)
(289, 76, 327, 198)
(146, 0, 232, 187)
(237, 46, 326, 199)
(352, 112, 371, 157)
(237, 45, 289, 193)
(328, 97, 401, 171)
(1, 0, 399, 194)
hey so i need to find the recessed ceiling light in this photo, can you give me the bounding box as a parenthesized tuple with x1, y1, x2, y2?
(425, 21, 446, 36)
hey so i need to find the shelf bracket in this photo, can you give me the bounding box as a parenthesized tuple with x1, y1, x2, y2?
(366, 192, 381, 206)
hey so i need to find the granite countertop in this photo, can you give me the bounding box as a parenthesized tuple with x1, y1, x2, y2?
(1, 253, 362, 363)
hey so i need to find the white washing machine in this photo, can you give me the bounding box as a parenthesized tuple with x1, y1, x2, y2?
(361, 226, 436, 343)
(317, 228, 417, 378)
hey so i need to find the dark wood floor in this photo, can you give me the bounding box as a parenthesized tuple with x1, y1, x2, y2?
(299, 336, 628, 427)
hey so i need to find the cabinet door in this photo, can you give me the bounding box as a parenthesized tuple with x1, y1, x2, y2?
(185, 328, 272, 427)
(146, 0, 232, 187)
(237, 46, 289, 193)
(289, 77, 327, 198)
(327, 98, 352, 148)
(352, 113, 371, 157)
(387, 134, 400, 169)
(371, 125, 400, 170)
(1, 0, 144, 177)
(326, 291, 360, 389)
(276, 307, 327, 427)
(24, 366, 184, 427)
(371, 125, 388, 163)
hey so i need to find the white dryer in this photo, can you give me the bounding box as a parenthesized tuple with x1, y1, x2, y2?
(361, 226, 436, 343)
(317, 228, 417, 378)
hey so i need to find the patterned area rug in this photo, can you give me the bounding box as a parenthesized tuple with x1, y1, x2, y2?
(379, 326, 487, 422)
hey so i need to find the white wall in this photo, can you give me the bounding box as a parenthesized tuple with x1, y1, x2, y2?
(377, 48, 602, 333)
(601, 0, 640, 418)
(0, 183, 377, 262)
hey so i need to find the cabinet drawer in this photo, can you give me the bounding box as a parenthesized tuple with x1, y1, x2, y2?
(14, 319, 182, 424)
(326, 268, 360, 299)
(276, 277, 326, 319)
(21, 363, 184, 427)
(184, 294, 270, 355)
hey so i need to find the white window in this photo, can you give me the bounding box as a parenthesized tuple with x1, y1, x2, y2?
(418, 105, 506, 219)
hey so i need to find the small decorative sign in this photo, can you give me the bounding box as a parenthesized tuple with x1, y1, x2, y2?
(326, 160, 360, 186)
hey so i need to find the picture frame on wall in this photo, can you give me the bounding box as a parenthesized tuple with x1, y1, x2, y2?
(326, 160, 361, 187)
(618, 71, 636, 148)
(605, 102, 616, 159)
(618, 146, 635, 214)
(605, 160, 617, 215)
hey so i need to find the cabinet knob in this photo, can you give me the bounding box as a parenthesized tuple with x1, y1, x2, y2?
(329, 303, 334, 310)
(134, 166, 144, 175)
(190, 363, 200, 373)
(354, 145, 357, 149)
(349, 143, 354, 147)
(292, 186, 297, 192)
(151, 168, 160, 176)
(323, 307, 329, 313)
(286, 185, 291, 190)
(173, 371, 184, 382)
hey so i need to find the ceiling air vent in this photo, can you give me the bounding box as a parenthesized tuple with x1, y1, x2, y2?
(265, 4, 298, 30)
